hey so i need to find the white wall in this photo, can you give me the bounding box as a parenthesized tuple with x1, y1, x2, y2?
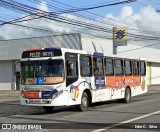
(151, 63, 160, 85)
(0, 61, 13, 90)
(81, 35, 160, 62)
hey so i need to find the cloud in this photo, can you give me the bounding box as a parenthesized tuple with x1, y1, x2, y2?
(120, 6, 133, 19)
(37, 0, 49, 12)
(138, 6, 160, 30)
(105, 5, 160, 49)
(0, 1, 54, 39)
(106, 5, 160, 31)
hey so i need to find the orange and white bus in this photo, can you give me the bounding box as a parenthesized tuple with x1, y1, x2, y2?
(19, 47, 147, 112)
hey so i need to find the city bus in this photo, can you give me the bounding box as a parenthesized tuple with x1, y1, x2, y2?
(19, 47, 147, 112)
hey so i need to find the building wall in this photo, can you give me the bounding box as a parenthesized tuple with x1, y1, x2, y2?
(0, 61, 14, 90)
(0, 34, 81, 60)
(151, 62, 160, 85)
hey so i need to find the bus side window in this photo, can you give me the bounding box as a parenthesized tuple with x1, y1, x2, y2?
(105, 58, 114, 76)
(125, 60, 132, 75)
(115, 59, 124, 75)
(140, 61, 146, 76)
(67, 60, 78, 77)
(80, 55, 92, 77)
(133, 61, 139, 75)
(93, 57, 103, 76)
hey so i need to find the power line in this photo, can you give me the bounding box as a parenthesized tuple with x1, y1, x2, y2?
(0, 19, 57, 33)
(0, 0, 160, 41)
(118, 42, 160, 53)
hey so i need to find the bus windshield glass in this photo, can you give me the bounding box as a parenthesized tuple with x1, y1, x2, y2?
(21, 59, 64, 85)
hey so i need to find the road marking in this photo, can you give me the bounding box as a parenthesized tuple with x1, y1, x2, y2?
(121, 110, 160, 123)
(90, 110, 160, 132)
(91, 129, 106, 132)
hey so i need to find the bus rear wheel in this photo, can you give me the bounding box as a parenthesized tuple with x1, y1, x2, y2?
(79, 92, 88, 112)
(124, 88, 131, 103)
(43, 106, 54, 113)
(117, 88, 131, 103)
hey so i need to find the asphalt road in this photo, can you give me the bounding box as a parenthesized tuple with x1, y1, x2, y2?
(0, 89, 160, 132)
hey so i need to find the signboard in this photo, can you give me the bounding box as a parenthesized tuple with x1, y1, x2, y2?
(113, 27, 128, 46)
(22, 49, 62, 58)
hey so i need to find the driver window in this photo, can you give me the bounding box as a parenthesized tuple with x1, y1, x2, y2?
(67, 60, 78, 77)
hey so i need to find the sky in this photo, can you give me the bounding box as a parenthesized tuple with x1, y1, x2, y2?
(0, 0, 160, 42)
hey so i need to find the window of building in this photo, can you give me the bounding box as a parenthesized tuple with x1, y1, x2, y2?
(80, 55, 92, 77)
(105, 58, 114, 75)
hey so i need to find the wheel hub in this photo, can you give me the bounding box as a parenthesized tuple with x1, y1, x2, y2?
(82, 97, 87, 106)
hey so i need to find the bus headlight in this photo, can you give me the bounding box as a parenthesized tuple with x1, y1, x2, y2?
(52, 90, 63, 99)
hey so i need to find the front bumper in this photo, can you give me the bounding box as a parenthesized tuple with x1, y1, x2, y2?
(20, 91, 68, 106)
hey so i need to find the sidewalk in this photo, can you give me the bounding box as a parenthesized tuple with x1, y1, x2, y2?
(148, 85, 160, 94)
(0, 90, 20, 96)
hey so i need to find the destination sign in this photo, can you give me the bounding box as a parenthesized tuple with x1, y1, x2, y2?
(22, 49, 62, 58)
(29, 51, 54, 58)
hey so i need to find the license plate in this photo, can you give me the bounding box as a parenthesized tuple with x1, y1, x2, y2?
(27, 100, 42, 104)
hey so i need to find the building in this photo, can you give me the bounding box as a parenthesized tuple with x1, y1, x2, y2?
(0, 33, 159, 90)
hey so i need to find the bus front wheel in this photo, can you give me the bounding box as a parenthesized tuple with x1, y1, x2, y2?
(43, 106, 54, 113)
(79, 92, 88, 112)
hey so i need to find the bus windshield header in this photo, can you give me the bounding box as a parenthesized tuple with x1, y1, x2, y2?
(22, 48, 62, 58)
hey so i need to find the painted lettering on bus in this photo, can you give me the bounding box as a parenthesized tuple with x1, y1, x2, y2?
(43, 51, 54, 57)
(30, 52, 40, 58)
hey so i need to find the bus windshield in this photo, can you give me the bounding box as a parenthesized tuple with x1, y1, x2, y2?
(21, 59, 64, 85)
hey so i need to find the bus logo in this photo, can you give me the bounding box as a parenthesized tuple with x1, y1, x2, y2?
(95, 77, 105, 87)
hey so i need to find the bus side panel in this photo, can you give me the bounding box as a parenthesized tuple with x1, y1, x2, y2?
(132, 76, 147, 97)
(67, 80, 91, 106)
(106, 76, 140, 88)
(105, 75, 142, 99)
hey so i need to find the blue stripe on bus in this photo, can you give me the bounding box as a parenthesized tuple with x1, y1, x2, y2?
(44, 48, 59, 51)
(93, 52, 104, 56)
(42, 89, 58, 99)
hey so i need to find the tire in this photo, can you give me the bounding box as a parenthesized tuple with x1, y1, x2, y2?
(117, 88, 131, 103)
(123, 88, 131, 103)
(79, 92, 89, 112)
(43, 106, 54, 113)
